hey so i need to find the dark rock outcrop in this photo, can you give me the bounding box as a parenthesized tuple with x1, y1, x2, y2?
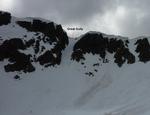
(71, 49, 85, 62)
(73, 33, 108, 58)
(0, 38, 35, 72)
(16, 19, 69, 67)
(0, 38, 26, 61)
(72, 32, 135, 67)
(4, 51, 35, 73)
(135, 38, 150, 63)
(114, 47, 135, 67)
(25, 39, 35, 47)
(14, 75, 21, 80)
(37, 50, 53, 65)
(0, 13, 69, 73)
(17, 19, 69, 49)
(0, 11, 11, 26)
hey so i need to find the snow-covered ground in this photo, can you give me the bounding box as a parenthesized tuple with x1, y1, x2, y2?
(1, 37, 150, 115)
(0, 14, 150, 115)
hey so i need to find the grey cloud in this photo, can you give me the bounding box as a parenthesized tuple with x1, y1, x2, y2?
(11, 0, 116, 24)
(114, 0, 150, 38)
(3, 0, 150, 38)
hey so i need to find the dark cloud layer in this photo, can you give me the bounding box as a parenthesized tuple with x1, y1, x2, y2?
(13, 0, 116, 24)
(116, 0, 150, 37)
(1, 0, 150, 38)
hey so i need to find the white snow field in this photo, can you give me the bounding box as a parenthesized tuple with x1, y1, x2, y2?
(1, 38, 150, 115)
(0, 14, 150, 115)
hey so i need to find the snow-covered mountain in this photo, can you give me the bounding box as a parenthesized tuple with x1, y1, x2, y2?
(1, 11, 150, 115)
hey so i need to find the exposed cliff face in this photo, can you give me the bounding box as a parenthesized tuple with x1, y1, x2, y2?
(71, 32, 150, 67)
(0, 11, 69, 73)
(135, 38, 150, 63)
(1, 11, 150, 74)
(0, 11, 11, 26)
(0, 38, 35, 73)
(16, 19, 68, 49)
(71, 32, 135, 67)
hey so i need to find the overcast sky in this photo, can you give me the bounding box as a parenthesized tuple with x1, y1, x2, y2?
(1, 0, 150, 38)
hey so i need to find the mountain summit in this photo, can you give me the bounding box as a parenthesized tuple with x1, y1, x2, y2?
(0, 11, 150, 74)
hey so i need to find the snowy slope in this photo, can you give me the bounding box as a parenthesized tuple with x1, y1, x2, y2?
(1, 11, 150, 115)
(1, 39, 150, 115)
